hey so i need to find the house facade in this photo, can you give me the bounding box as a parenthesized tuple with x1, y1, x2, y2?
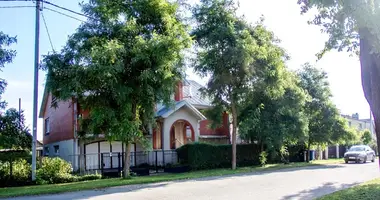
(39, 79, 230, 171)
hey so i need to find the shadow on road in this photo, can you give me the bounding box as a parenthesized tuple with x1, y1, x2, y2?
(280, 181, 360, 200)
(189, 164, 345, 183)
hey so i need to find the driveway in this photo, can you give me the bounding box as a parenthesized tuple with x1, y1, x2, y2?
(7, 162, 380, 200)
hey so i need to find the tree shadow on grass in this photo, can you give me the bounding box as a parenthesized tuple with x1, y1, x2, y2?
(280, 181, 360, 200)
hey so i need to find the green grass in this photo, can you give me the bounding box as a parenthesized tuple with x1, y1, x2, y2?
(311, 158, 344, 165)
(0, 162, 332, 198)
(318, 178, 380, 200)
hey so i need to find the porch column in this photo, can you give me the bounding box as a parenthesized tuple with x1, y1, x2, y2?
(79, 140, 85, 174)
(325, 147, 328, 159)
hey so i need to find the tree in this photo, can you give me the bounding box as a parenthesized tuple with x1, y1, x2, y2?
(297, 0, 380, 166)
(239, 68, 308, 159)
(192, 0, 289, 169)
(362, 130, 373, 145)
(0, 108, 31, 150)
(297, 64, 352, 161)
(0, 32, 17, 109)
(42, 0, 191, 178)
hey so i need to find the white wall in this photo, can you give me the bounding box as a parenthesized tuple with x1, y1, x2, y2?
(163, 107, 200, 150)
(44, 139, 74, 166)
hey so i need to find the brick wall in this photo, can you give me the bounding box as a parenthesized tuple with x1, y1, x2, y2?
(200, 112, 229, 136)
(42, 94, 74, 145)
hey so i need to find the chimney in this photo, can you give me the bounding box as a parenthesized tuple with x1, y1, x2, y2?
(174, 81, 183, 101)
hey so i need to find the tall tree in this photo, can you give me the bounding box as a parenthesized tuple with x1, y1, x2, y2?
(0, 108, 31, 150)
(297, 64, 352, 161)
(297, 0, 380, 166)
(192, 0, 289, 169)
(362, 130, 373, 145)
(239, 70, 308, 157)
(0, 32, 17, 109)
(42, 0, 191, 178)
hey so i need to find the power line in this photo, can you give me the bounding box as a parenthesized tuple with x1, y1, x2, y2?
(0, 5, 34, 8)
(41, 11, 55, 52)
(43, 7, 86, 23)
(41, 0, 96, 21)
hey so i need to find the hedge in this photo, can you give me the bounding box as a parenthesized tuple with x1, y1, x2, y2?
(176, 143, 261, 170)
(176, 143, 307, 170)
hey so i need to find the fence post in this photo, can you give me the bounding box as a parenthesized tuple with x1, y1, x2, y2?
(101, 153, 104, 175)
(155, 151, 158, 173)
(118, 153, 121, 174)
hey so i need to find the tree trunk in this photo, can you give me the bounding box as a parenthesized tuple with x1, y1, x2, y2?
(359, 28, 380, 170)
(306, 141, 311, 163)
(231, 103, 237, 170)
(123, 143, 131, 178)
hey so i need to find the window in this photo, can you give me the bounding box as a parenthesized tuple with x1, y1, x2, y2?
(54, 145, 59, 155)
(44, 118, 50, 135)
(153, 123, 162, 150)
(186, 125, 192, 141)
(44, 147, 49, 156)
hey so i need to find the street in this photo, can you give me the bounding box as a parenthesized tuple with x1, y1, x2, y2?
(8, 162, 380, 200)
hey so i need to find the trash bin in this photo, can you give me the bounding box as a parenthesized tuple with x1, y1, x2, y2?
(309, 150, 315, 161)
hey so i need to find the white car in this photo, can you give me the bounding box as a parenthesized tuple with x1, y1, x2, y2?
(344, 145, 376, 163)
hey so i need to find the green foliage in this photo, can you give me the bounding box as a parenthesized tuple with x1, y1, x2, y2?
(36, 157, 73, 184)
(0, 159, 31, 187)
(297, 64, 352, 156)
(0, 109, 32, 150)
(77, 173, 102, 181)
(176, 143, 261, 170)
(0, 32, 17, 109)
(42, 0, 192, 177)
(259, 151, 268, 167)
(192, 0, 290, 169)
(361, 130, 373, 145)
(239, 70, 308, 153)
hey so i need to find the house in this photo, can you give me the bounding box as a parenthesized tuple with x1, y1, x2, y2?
(342, 113, 375, 139)
(39, 79, 230, 172)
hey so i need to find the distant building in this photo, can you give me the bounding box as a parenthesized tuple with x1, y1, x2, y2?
(341, 113, 376, 139)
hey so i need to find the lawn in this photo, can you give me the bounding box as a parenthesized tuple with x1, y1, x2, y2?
(318, 178, 380, 200)
(0, 160, 342, 198)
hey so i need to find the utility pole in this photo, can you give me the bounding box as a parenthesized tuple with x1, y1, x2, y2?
(32, 0, 41, 181)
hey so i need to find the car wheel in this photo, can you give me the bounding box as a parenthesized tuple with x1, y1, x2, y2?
(345, 160, 348, 164)
(371, 154, 375, 162)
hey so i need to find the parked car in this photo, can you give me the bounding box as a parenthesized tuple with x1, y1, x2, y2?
(344, 145, 376, 164)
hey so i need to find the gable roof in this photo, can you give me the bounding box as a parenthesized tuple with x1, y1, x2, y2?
(182, 80, 212, 107)
(156, 100, 206, 120)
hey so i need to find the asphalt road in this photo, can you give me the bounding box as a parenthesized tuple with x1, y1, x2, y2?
(7, 161, 380, 200)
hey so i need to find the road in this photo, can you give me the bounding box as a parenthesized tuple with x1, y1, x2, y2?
(7, 162, 380, 200)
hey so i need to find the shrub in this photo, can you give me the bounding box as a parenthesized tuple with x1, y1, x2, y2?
(0, 159, 31, 187)
(259, 151, 268, 166)
(176, 143, 261, 170)
(36, 157, 73, 184)
(78, 173, 102, 181)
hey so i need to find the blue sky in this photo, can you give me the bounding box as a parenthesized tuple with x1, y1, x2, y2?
(0, 0, 370, 140)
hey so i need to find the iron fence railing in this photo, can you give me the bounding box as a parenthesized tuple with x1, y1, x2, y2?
(69, 150, 178, 173)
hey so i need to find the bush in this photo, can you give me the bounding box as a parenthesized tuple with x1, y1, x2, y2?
(176, 143, 261, 170)
(0, 159, 31, 187)
(36, 157, 73, 184)
(259, 151, 268, 166)
(78, 173, 102, 181)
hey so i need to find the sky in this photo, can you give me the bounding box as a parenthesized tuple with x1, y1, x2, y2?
(0, 0, 370, 141)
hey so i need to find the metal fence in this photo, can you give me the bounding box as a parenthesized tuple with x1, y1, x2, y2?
(70, 150, 178, 174)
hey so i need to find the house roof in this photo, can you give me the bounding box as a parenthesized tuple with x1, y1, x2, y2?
(156, 100, 206, 120)
(182, 80, 212, 107)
